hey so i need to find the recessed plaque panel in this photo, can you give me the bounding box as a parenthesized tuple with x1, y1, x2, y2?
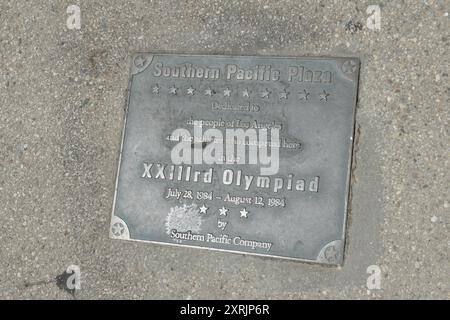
(111, 54, 359, 265)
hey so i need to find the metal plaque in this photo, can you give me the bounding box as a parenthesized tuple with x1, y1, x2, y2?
(110, 53, 359, 265)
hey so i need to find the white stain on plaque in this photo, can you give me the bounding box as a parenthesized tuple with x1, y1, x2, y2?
(165, 204, 202, 236)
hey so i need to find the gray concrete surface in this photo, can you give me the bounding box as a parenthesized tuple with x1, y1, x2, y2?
(0, 0, 448, 299)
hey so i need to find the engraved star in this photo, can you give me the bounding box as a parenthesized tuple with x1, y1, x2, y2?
(298, 89, 310, 101)
(260, 89, 270, 99)
(223, 88, 231, 97)
(187, 86, 195, 95)
(239, 208, 249, 219)
(134, 55, 146, 68)
(319, 90, 330, 101)
(219, 206, 228, 216)
(242, 88, 250, 98)
(111, 222, 125, 236)
(152, 84, 160, 94)
(199, 204, 208, 214)
(204, 88, 214, 96)
(324, 246, 339, 262)
(169, 86, 178, 95)
(279, 88, 289, 100)
(342, 60, 357, 74)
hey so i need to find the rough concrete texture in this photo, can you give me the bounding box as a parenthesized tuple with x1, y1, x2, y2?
(0, 0, 448, 299)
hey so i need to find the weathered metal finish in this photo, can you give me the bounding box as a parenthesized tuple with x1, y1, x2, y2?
(110, 53, 360, 265)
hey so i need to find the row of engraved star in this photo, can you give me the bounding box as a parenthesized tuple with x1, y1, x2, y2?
(199, 204, 249, 219)
(151, 84, 331, 101)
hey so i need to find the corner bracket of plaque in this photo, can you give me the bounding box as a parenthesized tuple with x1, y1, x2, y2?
(109, 215, 131, 240)
(335, 57, 360, 82)
(316, 239, 344, 265)
(130, 53, 154, 75)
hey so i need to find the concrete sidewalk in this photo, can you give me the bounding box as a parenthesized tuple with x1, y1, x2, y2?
(0, 0, 448, 299)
